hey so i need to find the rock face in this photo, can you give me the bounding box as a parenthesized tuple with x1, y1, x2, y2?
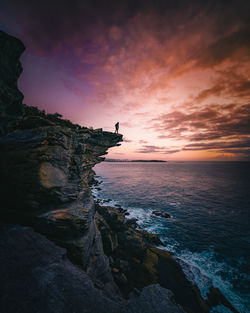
(0, 31, 122, 299)
(0, 30, 239, 313)
(0, 223, 186, 313)
(0, 31, 25, 136)
(0, 118, 123, 295)
(95, 204, 210, 313)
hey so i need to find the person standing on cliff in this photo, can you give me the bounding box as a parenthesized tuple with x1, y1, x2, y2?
(115, 122, 119, 134)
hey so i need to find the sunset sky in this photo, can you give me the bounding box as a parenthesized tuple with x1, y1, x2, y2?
(1, 0, 250, 160)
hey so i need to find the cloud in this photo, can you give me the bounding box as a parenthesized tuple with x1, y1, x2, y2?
(121, 121, 134, 128)
(136, 145, 180, 154)
(193, 68, 250, 104)
(123, 137, 133, 143)
(194, 85, 224, 103)
(183, 138, 250, 151)
(150, 103, 250, 141)
(139, 139, 148, 144)
(215, 148, 250, 156)
(2, 0, 250, 160)
(62, 78, 84, 96)
(196, 29, 250, 68)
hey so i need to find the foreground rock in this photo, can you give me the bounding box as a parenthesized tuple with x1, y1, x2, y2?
(0, 30, 185, 313)
(96, 204, 210, 313)
(0, 223, 185, 313)
(0, 223, 120, 313)
(96, 204, 240, 313)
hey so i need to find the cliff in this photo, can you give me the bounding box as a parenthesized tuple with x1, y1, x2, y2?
(0, 31, 238, 313)
(0, 30, 125, 300)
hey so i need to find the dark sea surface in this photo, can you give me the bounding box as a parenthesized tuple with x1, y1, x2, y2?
(93, 162, 250, 313)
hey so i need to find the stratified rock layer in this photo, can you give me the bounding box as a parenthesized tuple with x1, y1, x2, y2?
(0, 30, 24, 135)
(0, 223, 185, 313)
(95, 204, 209, 313)
(0, 30, 123, 299)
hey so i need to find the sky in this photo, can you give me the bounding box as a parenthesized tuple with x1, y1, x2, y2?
(1, 0, 250, 161)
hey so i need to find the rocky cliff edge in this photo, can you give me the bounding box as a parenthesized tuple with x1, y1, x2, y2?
(0, 30, 123, 300)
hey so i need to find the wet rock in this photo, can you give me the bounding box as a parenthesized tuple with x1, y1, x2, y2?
(103, 199, 112, 203)
(126, 218, 138, 228)
(152, 246, 210, 313)
(152, 210, 170, 218)
(206, 286, 239, 313)
(138, 230, 165, 246)
(96, 204, 213, 312)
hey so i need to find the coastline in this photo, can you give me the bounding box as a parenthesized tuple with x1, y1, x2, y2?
(0, 30, 241, 313)
(92, 177, 240, 313)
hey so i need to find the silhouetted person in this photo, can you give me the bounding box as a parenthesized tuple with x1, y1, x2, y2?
(115, 122, 119, 134)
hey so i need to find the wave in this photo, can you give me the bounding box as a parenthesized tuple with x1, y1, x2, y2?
(92, 175, 250, 313)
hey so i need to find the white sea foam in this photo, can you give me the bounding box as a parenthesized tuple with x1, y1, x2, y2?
(173, 249, 248, 313)
(92, 174, 249, 313)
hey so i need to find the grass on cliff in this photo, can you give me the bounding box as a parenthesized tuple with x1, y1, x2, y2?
(23, 104, 84, 130)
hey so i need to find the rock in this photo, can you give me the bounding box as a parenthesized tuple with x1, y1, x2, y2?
(109, 256, 114, 265)
(152, 210, 170, 218)
(114, 273, 128, 284)
(119, 260, 130, 273)
(126, 218, 138, 228)
(152, 246, 210, 313)
(96, 205, 126, 232)
(0, 224, 186, 313)
(103, 199, 112, 203)
(0, 224, 121, 313)
(96, 204, 212, 312)
(0, 31, 25, 136)
(138, 230, 165, 246)
(206, 286, 239, 313)
(0, 30, 123, 301)
(126, 284, 185, 313)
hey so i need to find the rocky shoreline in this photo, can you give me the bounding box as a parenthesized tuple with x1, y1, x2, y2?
(94, 199, 239, 313)
(0, 30, 239, 313)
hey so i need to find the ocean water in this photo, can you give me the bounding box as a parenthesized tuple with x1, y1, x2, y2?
(93, 162, 250, 313)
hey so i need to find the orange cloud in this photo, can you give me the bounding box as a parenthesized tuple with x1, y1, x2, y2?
(2, 0, 250, 160)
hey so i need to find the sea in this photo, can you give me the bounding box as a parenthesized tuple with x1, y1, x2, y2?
(92, 161, 250, 313)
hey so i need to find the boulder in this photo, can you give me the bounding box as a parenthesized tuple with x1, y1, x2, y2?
(152, 210, 170, 218)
